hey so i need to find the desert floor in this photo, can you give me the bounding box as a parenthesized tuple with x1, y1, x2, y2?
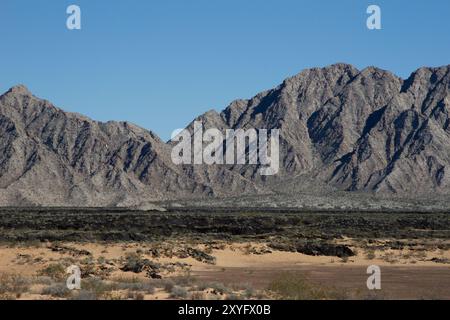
(0, 241, 449, 300)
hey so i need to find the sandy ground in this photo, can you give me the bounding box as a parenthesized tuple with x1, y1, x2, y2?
(1, 242, 449, 274)
(0, 242, 449, 300)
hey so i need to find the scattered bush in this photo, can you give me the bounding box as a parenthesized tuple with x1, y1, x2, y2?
(34, 276, 53, 286)
(41, 283, 70, 298)
(365, 250, 376, 260)
(121, 253, 146, 273)
(170, 286, 188, 299)
(190, 292, 206, 300)
(117, 281, 155, 294)
(38, 264, 66, 280)
(163, 280, 175, 292)
(172, 274, 195, 287)
(82, 278, 116, 297)
(0, 274, 30, 297)
(209, 282, 231, 295)
(242, 287, 256, 299)
(70, 290, 97, 300)
(127, 291, 145, 300)
(225, 293, 241, 300)
(268, 272, 345, 300)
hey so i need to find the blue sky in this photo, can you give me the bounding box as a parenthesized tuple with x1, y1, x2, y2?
(1, 0, 449, 140)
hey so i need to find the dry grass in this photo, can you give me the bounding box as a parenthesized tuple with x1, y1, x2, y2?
(268, 272, 348, 300)
(0, 274, 30, 299)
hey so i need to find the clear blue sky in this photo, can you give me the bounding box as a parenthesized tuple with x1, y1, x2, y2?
(1, 0, 449, 140)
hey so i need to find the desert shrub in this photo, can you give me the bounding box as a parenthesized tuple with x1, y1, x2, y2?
(268, 272, 344, 300)
(381, 254, 399, 264)
(113, 276, 141, 283)
(231, 282, 253, 291)
(0, 274, 30, 297)
(121, 253, 145, 273)
(242, 287, 256, 299)
(243, 244, 253, 255)
(185, 247, 216, 265)
(209, 282, 231, 295)
(255, 291, 269, 300)
(117, 281, 155, 294)
(97, 256, 107, 265)
(15, 254, 33, 265)
(70, 290, 97, 300)
(17, 240, 43, 248)
(38, 264, 66, 280)
(170, 286, 188, 299)
(225, 293, 241, 300)
(172, 274, 195, 287)
(127, 291, 145, 300)
(121, 253, 161, 276)
(34, 276, 53, 286)
(196, 281, 231, 295)
(0, 293, 16, 300)
(365, 250, 376, 260)
(190, 292, 206, 300)
(82, 278, 116, 297)
(163, 279, 175, 292)
(41, 283, 70, 298)
(196, 282, 210, 291)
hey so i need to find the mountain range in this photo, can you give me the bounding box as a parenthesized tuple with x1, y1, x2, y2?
(1, 63, 450, 207)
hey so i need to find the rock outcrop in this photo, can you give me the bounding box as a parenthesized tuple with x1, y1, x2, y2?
(1, 63, 450, 206)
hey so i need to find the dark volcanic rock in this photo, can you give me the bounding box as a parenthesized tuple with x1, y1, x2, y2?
(295, 242, 355, 258)
(121, 255, 162, 275)
(187, 247, 216, 265)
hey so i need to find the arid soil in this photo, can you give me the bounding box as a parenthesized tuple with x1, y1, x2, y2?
(0, 209, 449, 300)
(0, 241, 449, 300)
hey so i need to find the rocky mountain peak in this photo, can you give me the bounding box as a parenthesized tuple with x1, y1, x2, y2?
(6, 84, 32, 96)
(1, 63, 450, 207)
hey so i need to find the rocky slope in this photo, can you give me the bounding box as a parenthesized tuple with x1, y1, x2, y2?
(1, 63, 450, 206)
(0, 85, 223, 206)
(192, 63, 450, 196)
